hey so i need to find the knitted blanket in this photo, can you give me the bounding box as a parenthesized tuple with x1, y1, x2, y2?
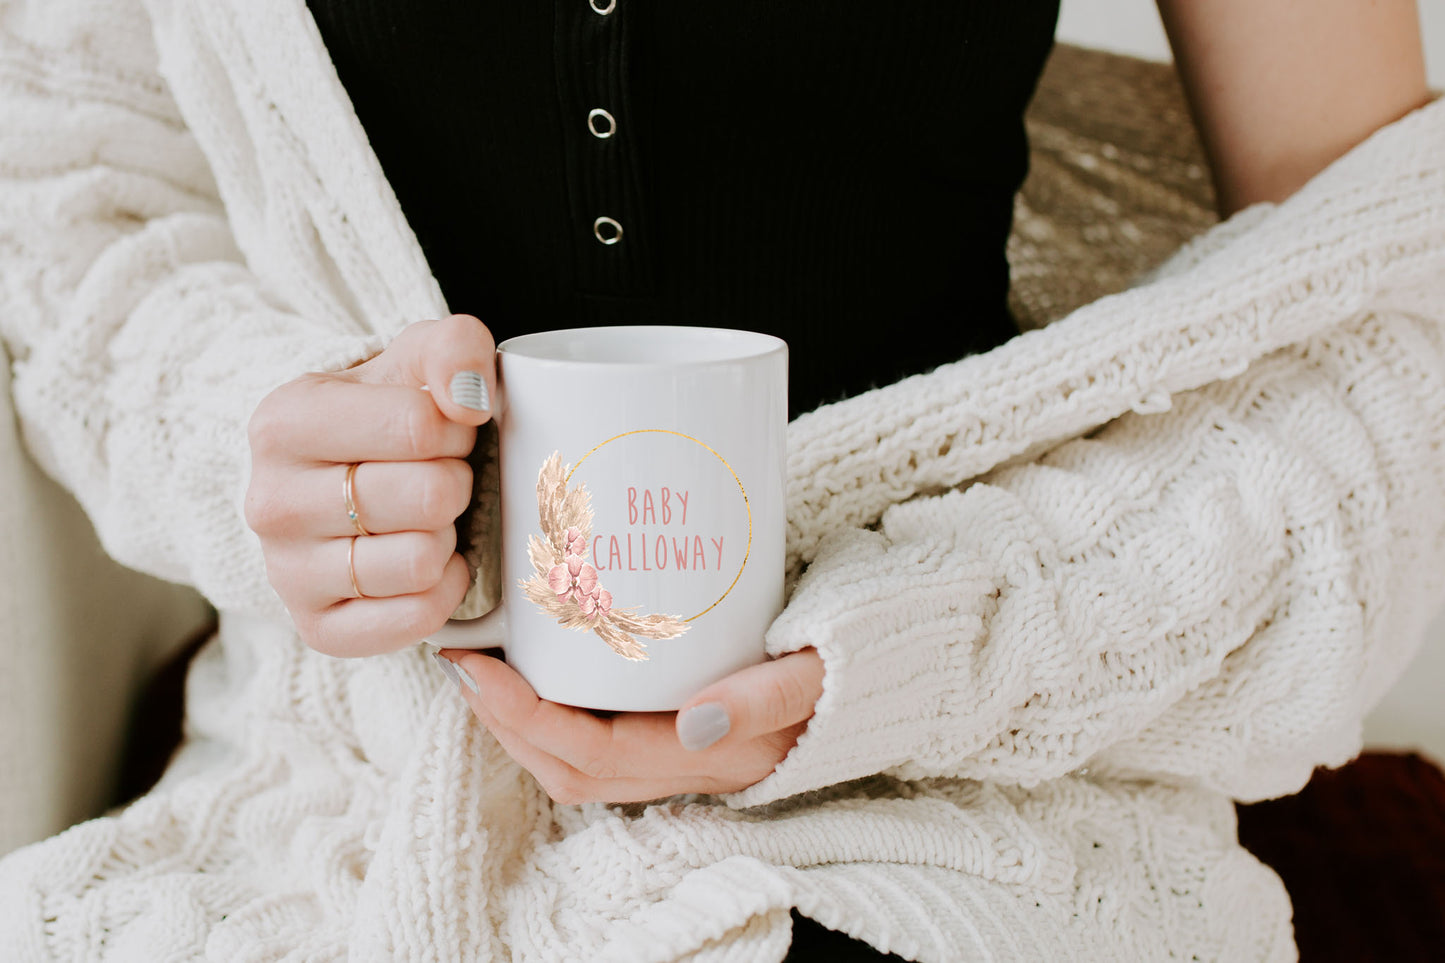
(2, 2, 1444, 959)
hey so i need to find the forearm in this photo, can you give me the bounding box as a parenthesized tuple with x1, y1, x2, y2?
(725, 95, 1445, 808)
(4, 215, 384, 617)
(1157, 0, 1430, 216)
(0, 8, 384, 618)
(732, 305, 1445, 807)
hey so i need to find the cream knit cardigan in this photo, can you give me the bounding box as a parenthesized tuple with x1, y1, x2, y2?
(2, 1, 1444, 960)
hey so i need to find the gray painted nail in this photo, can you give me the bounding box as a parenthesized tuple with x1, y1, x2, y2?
(456, 662, 481, 695)
(449, 370, 489, 411)
(431, 650, 461, 687)
(677, 702, 730, 751)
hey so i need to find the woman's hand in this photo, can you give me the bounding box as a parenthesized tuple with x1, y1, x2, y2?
(245, 314, 497, 657)
(438, 647, 825, 803)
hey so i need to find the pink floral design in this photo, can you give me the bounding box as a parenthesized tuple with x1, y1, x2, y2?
(547, 555, 598, 604)
(580, 588, 613, 620)
(547, 548, 611, 620)
(523, 451, 690, 661)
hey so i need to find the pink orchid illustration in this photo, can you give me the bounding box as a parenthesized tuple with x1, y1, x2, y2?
(580, 587, 613, 620)
(523, 451, 690, 661)
(547, 555, 599, 604)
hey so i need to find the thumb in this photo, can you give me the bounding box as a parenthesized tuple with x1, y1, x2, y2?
(354, 314, 498, 427)
(676, 648, 825, 751)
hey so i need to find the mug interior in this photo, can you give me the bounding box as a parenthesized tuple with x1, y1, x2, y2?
(497, 325, 785, 366)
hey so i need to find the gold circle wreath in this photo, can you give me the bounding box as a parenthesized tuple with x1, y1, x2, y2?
(567, 428, 752, 622)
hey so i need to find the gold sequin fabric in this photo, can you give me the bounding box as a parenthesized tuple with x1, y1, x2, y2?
(1009, 44, 1219, 329)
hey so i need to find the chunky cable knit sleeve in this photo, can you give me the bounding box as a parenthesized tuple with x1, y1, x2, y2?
(726, 97, 1445, 809)
(0, 4, 386, 618)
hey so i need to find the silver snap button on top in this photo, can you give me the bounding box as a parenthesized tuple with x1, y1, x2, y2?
(587, 108, 617, 139)
(593, 216, 623, 245)
(589, 0, 615, 14)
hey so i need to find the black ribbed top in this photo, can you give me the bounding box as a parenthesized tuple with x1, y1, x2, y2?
(307, 0, 1058, 416)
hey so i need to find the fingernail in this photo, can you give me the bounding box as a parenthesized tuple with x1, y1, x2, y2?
(449, 370, 489, 411)
(677, 702, 730, 751)
(455, 661, 481, 695)
(431, 650, 460, 686)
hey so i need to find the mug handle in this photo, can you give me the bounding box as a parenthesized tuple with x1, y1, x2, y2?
(424, 604, 508, 650)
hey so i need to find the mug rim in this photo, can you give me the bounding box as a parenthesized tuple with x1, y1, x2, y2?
(496, 325, 786, 368)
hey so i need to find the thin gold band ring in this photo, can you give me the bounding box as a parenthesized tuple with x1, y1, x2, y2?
(348, 535, 368, 599)
(344, 462, 371, 536)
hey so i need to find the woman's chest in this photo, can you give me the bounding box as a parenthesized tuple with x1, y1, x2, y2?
(304, 0, 1060, 173)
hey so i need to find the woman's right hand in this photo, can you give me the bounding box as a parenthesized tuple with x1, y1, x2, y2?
(244, 314, 498, 657)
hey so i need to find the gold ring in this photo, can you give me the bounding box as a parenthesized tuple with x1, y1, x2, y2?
(348, 535, 368, 599)
(344, 462, 371, 536)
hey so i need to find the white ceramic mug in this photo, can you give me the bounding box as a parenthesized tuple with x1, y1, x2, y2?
(428, 326, 787, 711)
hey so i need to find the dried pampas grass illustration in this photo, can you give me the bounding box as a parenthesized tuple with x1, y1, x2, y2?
(521, 452, 689, 660)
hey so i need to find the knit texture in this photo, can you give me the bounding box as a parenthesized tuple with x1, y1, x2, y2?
(1, 1, 1443, 960)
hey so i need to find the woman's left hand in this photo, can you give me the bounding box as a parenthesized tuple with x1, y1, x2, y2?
(436, 647, 824, 803)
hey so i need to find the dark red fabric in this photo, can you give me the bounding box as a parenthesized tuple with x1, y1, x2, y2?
(112, 618, 215, 808)
(1236, 752, 1445, 963)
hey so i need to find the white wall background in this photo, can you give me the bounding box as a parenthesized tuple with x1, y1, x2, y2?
(1056, 1, 1445, 765)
